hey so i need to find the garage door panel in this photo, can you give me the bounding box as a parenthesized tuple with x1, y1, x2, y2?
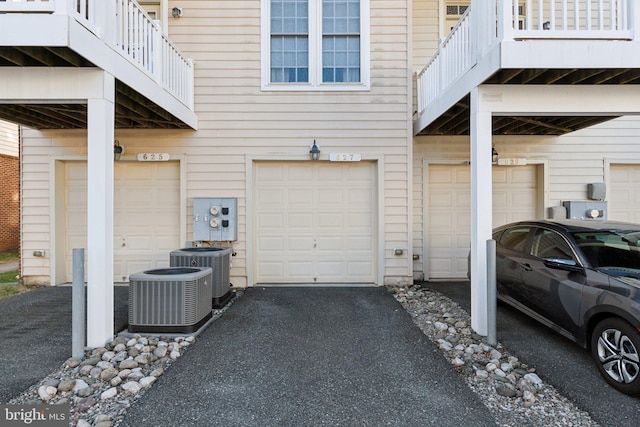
(65, 162, 180, 283)
(455, 191, 471, 207)
(257, 188, 284, 205)
(289, 236, 313, 251)
(289, 189, 313, 205)
(317, 236, 342, 250)
(348, 236, 373, 250)
(430, 169, 453, 183)
(511, 168, 535, 183)
(255, 162, 375, 283)
(610, 165, 640, 223)
(493, 169, 508, 183)
(288, 212, 313, 227)
(257, 262, 284, 276)
(257, 213, 284, 229)
(289, 261, 314, 276)
(428, 164, 537, 279)
(259, 236, 284, 251)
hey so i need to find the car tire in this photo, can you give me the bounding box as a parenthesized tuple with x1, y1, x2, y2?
(591, 318, 640, 395)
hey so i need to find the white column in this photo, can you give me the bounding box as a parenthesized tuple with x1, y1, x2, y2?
(86, 72, 116, 348)
(470, 86, 493, 336)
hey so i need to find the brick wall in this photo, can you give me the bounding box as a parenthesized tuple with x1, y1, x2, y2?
(0, 153, 19, 253)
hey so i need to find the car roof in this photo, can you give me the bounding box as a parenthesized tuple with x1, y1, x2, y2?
(495, 219, 640, 233)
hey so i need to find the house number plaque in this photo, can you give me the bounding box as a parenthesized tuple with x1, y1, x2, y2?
(137, 153, 170, 161)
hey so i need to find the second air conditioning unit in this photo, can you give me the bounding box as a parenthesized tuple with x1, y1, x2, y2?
(170, 246, 233, 308)
(128, 267, 213, 334)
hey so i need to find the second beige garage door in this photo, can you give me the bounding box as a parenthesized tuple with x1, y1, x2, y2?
(610, 164, 640, 223)
(65, 161, 180, 282)
(428, 164, 538, 279)
(254, 161, 376, 284)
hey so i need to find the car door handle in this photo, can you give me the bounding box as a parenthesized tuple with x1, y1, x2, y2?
(521, 263, 533, 271)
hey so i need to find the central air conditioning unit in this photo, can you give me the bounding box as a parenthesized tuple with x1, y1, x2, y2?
(170, 247, 233, 308)
(128, 267, 213, 334)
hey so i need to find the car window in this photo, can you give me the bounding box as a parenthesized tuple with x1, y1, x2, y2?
(530, 228, 575, 260)
(573, 230, 640, 268)
(499, 227, 531, 253)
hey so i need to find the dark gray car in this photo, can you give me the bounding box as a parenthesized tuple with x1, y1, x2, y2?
(491, 219, 640, 395)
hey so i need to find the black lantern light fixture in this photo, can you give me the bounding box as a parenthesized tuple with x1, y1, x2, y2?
(491, 144, 498, 163)
(114, 140, 123, 161)
(309, 140, 321, 161)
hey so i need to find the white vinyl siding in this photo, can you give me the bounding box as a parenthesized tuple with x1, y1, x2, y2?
(0, 120, 18, 157)
(412, 0, 439, 74)
(20, 0, 411, 287)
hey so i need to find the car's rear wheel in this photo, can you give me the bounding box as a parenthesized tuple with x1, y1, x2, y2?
(591, 318, 640, 395)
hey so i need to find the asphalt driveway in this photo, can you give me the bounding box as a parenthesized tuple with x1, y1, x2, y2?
(0, 286, 129, 403)
(119, 287, 497, 426)
(421, 281, 640, 427)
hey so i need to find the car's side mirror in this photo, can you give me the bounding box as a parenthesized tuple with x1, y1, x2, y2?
(543, 257, 584, 273)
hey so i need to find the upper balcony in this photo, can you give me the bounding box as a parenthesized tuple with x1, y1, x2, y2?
(0, 0, 196, 129)
(414, 0, 640, 136)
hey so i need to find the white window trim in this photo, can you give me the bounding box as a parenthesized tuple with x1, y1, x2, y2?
(261, 0, 370, 91)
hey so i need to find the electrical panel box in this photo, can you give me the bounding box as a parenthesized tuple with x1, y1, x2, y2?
(193, 197, 238, 241)
(562, 201, 607, 220)
(587, 182, 606, 200)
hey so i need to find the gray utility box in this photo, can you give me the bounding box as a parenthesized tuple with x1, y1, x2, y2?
(563, 200, 608, 220)
(193, 197, 238, 241)
(170, 246, 233, 309)
(128, 267, 213, 334)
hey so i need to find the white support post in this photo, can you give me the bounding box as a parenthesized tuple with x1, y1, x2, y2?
(86, 72, 116, 348)
(631, 0, 640, 40)
(470, 86, 493, 336)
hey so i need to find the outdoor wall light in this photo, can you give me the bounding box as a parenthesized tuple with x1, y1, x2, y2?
(492, 145, 499, 163)
(172, 7, 183, 18)
(114, 140, 124, 161)
(309, 140, 321, 161)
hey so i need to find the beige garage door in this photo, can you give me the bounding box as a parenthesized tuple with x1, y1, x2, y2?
(428, 164, 537, 279)
(65, 161, 180, 282)
(610, 165, 640, 223)
(254, 161, 376, 284)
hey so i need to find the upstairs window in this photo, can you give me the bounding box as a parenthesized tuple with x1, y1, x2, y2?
(262, 0, 370, 90)
(270, 0, 309, 83)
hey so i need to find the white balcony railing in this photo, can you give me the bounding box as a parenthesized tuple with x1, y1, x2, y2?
(416, 0, 638, 120)
(0, 0, 194, 110)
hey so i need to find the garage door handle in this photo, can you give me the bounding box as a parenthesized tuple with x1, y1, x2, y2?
(521, 263, 532, 271)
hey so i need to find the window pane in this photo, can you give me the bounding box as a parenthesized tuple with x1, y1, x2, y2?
(271, 35, 309, 82)
(272, 0, 308, 34)
(531, 229, 574, 260)
(323, 0, 359, 34)
(322, 0, 360, 83)
(499, 227, 531, 253)
(271, 0, 309, 83)
(322, 35, 360, 83)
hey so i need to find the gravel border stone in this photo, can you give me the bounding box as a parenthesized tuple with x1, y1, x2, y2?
(392, 284, 599, 427)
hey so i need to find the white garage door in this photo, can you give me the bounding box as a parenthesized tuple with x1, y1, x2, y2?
(610, 165, 640, 223)
(428, 164, 537, 279)
(65, 161, 180, 282)
(254, 161, 376, 284)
